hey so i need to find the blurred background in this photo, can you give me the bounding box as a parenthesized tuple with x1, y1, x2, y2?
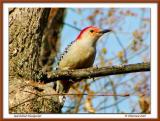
(55, 8, 151, 113)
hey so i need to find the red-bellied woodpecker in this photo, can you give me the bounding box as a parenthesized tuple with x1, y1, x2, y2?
(56, 26, 111, 102)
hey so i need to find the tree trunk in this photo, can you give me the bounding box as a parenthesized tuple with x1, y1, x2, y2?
(9, 8, 65, 113)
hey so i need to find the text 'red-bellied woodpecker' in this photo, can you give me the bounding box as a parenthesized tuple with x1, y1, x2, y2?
(56, 26, 112, 102)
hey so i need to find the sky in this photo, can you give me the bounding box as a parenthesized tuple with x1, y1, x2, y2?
(58, 8, 150, 113)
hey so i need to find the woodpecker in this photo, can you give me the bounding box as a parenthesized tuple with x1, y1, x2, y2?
(56, 26, 111, 102)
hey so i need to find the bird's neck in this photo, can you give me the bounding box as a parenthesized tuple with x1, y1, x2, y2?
(77, 38, 97, 48)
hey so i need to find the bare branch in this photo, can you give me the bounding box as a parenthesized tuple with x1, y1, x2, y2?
(44, 62, 150, 83)
(63, 22, 81, 31)
(23, 90, 130, 97)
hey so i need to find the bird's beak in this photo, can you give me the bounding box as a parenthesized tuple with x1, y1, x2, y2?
(99, 29, 112, 34)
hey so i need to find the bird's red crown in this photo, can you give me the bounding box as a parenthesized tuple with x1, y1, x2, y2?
(76, 26, 100, 41)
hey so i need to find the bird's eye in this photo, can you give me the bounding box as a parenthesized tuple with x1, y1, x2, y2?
(90, 30, 94, 33)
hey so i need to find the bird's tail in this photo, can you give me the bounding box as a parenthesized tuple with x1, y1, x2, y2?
(56, 80, 72, 103)
(56, 80, 71, 93)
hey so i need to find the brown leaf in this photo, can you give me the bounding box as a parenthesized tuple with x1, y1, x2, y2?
(84, 84, 95, 113)
(139, 96, 150, 113)
(132, 30, 143, 40)
(84, 96, 95, 113)
(87, 15, 94, 21)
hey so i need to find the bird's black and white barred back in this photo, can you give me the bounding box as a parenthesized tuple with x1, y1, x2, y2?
(55, 40, 75, 70)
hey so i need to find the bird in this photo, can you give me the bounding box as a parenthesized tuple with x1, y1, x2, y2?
(56, 26, 111, 102)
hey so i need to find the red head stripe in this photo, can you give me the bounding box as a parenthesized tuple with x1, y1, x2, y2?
(75, 26, 97, 41)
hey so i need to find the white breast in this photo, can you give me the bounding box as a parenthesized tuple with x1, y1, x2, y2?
(59, 41, 96, 70)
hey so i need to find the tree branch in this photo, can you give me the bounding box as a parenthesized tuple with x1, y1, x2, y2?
(44, 62, 150, 83)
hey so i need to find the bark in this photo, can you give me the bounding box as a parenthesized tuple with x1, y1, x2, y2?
(9, 8, 48, 80)
(9, 8, 65, 113)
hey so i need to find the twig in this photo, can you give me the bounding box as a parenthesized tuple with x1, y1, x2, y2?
(112, 31, 127, 63)
(97, 91, 137, 111)
(39, 93, 130, 97)
(56, 93, 129, 97)
(9, 97, 36, 110)
(63, 22, 81, 31)
(23, 90, 130, 97)
(74, 82, 88, 113)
